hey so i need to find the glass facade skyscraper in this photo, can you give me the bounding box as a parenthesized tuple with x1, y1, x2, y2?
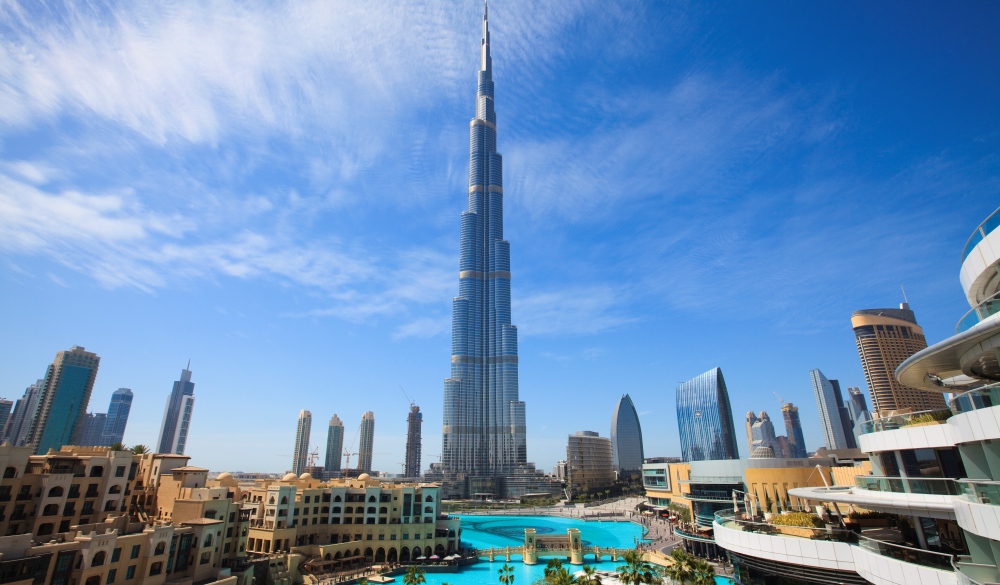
(610, 394, 645, 479)
(810, 368, 853, 450)
(405, 405, 422, 478)
(101, 387, 133, 445)
(442, 5, 527, 477)
(325, 414, 344, 473)
(676, 368, 740, 462)
(292, 409, 311, 476)
(781, 402, 808, 458)
(28, 346, 100, 454)
(358, 411, 375, 474)
(156, 363, 195, 455)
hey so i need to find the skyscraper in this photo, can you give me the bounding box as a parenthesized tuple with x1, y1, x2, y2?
(676, 368, 740, 462)
(156, 363, 196, 455)
(101, 388, 133, 446)
(744, 411, 758, 453)
(781, 402, 807, 458)
(0, 400, 12, 440)
(846, 386, 870, 423)
(27, 346, 100, 454)
(292, 410, 312, 476)
(610, 394, 645, 479)
(79, 412, 108, 446)
(442, 5, 528, 480)
(3, 380, 43, 446)
(566, 431, 615, 495)
(852, 303, 947, 414)
(358, 411, 375, 474)
(750, 411, 780, 456)
(810, 369, 854, 450)
(325, 414, 344, 474)
(404, 405, 422, 478)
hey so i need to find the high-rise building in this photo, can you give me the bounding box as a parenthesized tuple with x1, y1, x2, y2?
(3, 380, 43, 446)
(566, 431, 615, 495)
(78, 412, 108, 446)
(441, 5, 528, 481)
(830, 378, 858, 449)
(292, 410, 311, 476)
(851, 303, 947, 414)
(325, 414, 344, 474)
(810, 369, 855, 450)
(156, 363, 195, 455)
(744, 411, 758, 453)
(781, 402, 807, 458)
(750, 411, 780, 457)
(0, 400, 12, 440)
(101, 388, 133, 446)
(404, 405, 422, 478)
(358, 411, 375, 474)
(27, 346, 100, 454)
(676, 368, 740, 462)
(846, 386, 869, 421)
(610, 394, 645, 479)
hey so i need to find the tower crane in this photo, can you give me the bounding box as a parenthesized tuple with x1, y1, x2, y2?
(343, 422, 362, 470)
(773, 392, 788, 406)
(400, 385, 415, 408)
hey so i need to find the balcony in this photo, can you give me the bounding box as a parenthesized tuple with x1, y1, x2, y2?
(854, 475, 960, 496)
(859, 409, 952, 435)
(954, 556, 1000, 585)
(957, 480, 1000, 506)
(949, 382, 1000, 415)
(686, 490, 734, 503)
(962, 206, 1000, 263)
(956, 290, 1000, 334)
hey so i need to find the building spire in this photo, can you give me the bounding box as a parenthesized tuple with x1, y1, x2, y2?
(481, 1, 491, 75)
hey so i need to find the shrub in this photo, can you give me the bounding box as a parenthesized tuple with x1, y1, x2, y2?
(901, 410, 951, 426)
(769, 512, 824, 528)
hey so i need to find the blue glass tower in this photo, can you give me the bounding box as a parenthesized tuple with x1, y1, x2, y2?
(442, 5, 527, 476)
(102, 387, 133, 445)
(676, 368, 740, 462)
(27, 346, 101, 454)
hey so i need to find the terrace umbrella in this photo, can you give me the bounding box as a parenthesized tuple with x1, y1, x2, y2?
(416, 556, 427, 561)
(429, 555, 440, 560)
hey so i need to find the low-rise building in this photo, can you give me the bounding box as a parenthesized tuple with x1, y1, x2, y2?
(566, 432, 614, 496)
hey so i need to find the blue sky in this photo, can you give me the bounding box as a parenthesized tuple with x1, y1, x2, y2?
(0, 1, 997, 474)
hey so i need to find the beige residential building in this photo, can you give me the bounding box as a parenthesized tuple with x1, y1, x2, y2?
(565, 431, 614, 495)
(851, 304, 947, 415)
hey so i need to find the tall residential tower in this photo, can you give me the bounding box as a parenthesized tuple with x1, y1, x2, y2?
(610, 394, 645, 479)
(156, 363, 195, 455)
(27, 346, 100, 454)
(102, 388, 133, 445)
(676, 368, 740, 462)
(358, 411, 375, 474)
(325, 415, 344, 474)
(781, 402, 807, 458)
(292, 410, 312, 476)
(441, 5, 527, 484)
(404, 405, 422, 478)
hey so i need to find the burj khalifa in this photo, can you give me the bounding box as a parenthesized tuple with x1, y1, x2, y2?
(442, 5, 527, 481)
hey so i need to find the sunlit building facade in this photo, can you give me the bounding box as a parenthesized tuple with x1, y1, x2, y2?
(156, 364, 195, 455)
(676, 368, 740, 462)
(610, 394, 645, 479)
(28, 346, 100, 454)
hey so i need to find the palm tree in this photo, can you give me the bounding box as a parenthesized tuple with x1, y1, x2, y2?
(661, 549, 693, 585)
(131, 444, 149, 455)
(547, 567, 578, 585)
(617, 549, 657, 585)
(402, 567, 426, 585)
(580, 565, 602, 585)
(498, 563, 515, 585)
(109, 442, 125, 451)
(688, 558, 714, 585)
(545, 559, 564, 578)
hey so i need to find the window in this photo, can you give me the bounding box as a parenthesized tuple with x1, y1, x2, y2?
(92, 551, 107, 566)
(378, 534, 384, 541)
(200, 552, 211, 565)
(149, 562, 162, 576)
(224, 543, 230, 553)
(115, 466, 125, 478)
(130, 545, 140, 559)
(304, 496, 311, 503)
(313, 507, 318, 514)
(112, 548, 121, 562)
(226, 527, 233, 538)
(89, 466, 104, 478)
(125, 566, 135, 580)
(48, 486, 64, 498)
(229, 512, 235, 523)
(368, 496, 376, 502)
(366, 534, 373, 540)
(106, 569, 117, 584)
(154, 542, 165, 555)
(3, 467, 16, 479)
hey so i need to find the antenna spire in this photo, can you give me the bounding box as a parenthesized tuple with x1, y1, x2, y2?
(900, 285, 909, 305)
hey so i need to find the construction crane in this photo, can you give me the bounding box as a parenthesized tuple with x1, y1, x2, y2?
(773, 392, 787, 406)
(399, 385, 415, 408)
(343, 422, 363, 469)
(306, 448, 320, 468)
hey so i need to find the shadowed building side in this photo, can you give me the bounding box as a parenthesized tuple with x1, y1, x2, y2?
(676, 368, 740, 462)
(610, 394, 644, 480)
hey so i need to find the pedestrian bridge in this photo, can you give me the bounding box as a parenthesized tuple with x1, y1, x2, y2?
(473, 529, 628, 565)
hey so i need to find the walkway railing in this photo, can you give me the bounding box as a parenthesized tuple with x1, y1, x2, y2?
(962, 206, 1000, 263)
(949, 382, 1000, 415)
(859, 409, 952, 435)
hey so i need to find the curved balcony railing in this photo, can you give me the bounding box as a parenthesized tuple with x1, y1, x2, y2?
(957, 479, 1000, 506)
(956, 289, 1000, 334)
(859, 408, 952, 435)
(962, 206, 1000, 263)
(715, 510, 956, 573)
(953, 555, 1000, 585)
(949, 382, 1000, 415)
(854, 475, 960, 496)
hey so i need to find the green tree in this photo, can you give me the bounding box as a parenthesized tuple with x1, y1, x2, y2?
(617, 549, 658, 585)
(545, 559, 564, 578)
(547, 567, 578, 585)
(109, 442, 125, 451)
(580, 565, 602, 585)
(403, 567, 426, 585)
(131, 444, 149, 455)
(498, 563, 515, 585)
(689, 558, 714, 585)
(661, 549, 693, 585)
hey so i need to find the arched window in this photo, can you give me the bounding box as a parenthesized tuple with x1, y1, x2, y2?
(280, 496, 288, 505)
(154, 542, 166, 555)
(150, 562, 163, 576)
(92, 551, 106, 567)
(344, 507, 352, 513)
(47, 486, 63, 498)
(379, 507, 387, 514)
(364, 547, 374, 561)
(424, 495, 433, 502)
(36, 523, 53, 536)
(86, 577, 101, 585)
(109, 485, 121, 494)
(424, 507, 433, 514)
(334, 495, 342, 502)
(204, 534, 212, 547)
(324, 553, 331, 560)
(375, 548, 385, 563)
(368, 495, 376, 502)
(367, 507, 376, 514)
(89, 466, 104, 478)
(269, 497, 275, 505)
(3, 467, 16, 479)
(332, 507, 341, 513)
(42, 504, 59, 516)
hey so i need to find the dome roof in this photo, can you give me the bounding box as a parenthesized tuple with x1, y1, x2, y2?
(217, 472, 233, 480)
(299, 472, 313, 480)
(358, 473, 371, 480)
(281, 472, 298, 482)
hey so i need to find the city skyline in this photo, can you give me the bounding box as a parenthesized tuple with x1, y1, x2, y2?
(0, 2, 997, 473)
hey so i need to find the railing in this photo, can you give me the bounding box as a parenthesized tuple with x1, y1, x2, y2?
(858, 535, 954, 571)
(956, 290, 1000, 334)
(715, 511, 957, 574)
(859, 408, 953, 434)
(953, 555, 1000, 585)
(854, 475, 960, 496)
(957, 480, 1000, 506)
(962, 206, 1000, 263)
(687, 492, 735, 502)
(679, 476, 743, 484)
(949, 382, 1000, 415)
